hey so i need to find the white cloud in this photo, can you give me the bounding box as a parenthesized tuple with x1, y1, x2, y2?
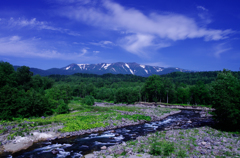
(214, 43, 232, 58)
(119, 33, 154, 56)
(4, 18, 81, 36)
(197, 6, 212, 26)
(54, 0, 92, 4)
(57, 0, 233, 56)
(0, 36, 95, 60)
(90, 40, 114, 48)
(197, 6, 208, 11)
(81, 48, 88, 55)
(10, 36, 21, 41)
(93, 50, 100, 53)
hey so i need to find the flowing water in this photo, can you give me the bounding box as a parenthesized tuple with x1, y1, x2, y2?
(8, 110, 214, 158)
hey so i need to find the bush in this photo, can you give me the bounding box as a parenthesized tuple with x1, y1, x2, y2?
(81, 95, 95, 106)
(55, 99, 69, 114)
(149, 140, 174, 156)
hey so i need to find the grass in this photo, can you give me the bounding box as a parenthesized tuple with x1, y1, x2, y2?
(149, 140, 175, 156)
(0, 98, 178, 140)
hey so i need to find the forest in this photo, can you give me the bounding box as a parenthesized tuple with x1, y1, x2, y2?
(0, 61, 240, 130)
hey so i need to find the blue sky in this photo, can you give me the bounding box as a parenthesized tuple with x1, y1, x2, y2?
(0, 0, 239, 71)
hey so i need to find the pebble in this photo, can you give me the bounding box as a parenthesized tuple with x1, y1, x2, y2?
(201, 141, 206, 145)
(122, 142, 127, 146)
(101, 146, 107, 150)
(115, 149, 124, 155)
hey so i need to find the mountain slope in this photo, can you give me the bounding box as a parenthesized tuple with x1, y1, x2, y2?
(14, 62, 195, 76)
(61, 62, 194, 76)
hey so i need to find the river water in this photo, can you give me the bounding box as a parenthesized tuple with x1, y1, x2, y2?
(9, 110, 214, 158)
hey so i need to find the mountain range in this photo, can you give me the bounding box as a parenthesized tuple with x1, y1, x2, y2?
(14, 62, 195, 77)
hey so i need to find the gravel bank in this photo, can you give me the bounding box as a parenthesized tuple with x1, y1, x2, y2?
(91, 126, 240, 158)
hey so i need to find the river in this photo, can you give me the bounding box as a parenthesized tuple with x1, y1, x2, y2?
(8, 110, 214, 158)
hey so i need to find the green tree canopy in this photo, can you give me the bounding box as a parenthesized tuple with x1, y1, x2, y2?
(211, 69, 240, 130)
(144, 75, 163, 102)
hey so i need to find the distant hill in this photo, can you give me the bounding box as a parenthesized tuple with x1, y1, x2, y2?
(14, 62, 195, 77)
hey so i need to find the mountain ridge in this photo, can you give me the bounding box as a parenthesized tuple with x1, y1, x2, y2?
(14, 62, 195, 77)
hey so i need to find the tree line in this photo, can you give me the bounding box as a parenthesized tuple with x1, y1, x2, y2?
(0, 62, 70, 120)
(1, 61, 239, 130)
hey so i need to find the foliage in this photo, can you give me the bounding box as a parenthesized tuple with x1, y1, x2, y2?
(143, 75, 162, 102)
(149, 140, 175, 156)
(177, 149, 188, 158)
(116, 114, 151, 122)
(0, 62, 69, 120)
(211, 69, 240, 130)
(81, 95, 95, 106)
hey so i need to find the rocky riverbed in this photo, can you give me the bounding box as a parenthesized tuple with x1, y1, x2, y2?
(0, 104, 180, 156)
(90, 126, 240, 158)
(7, 109, 215, 158)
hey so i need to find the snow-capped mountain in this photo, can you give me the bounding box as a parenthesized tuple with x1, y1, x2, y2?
(13, 62, 195, 76)
(61, 62, 194, 76)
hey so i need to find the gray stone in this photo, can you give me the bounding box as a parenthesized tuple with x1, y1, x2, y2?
(115, 149, 124, 155)
(206, 145, 211, 149)
(84, 154, 94, 158)
(101, 146, 107, 150)
(201, 141, 206, 145)
(201, 150, 206, 155)
(204, 137, 211, 142)
(122, 141, 127, 146)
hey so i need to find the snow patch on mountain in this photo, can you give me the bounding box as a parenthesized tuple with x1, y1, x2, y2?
(125, 63, 134, 74)
(112, 68, 116, 72)
(122, 65, 127, 72)
(144, 69, 148, 74)
(156, 68, 163, 72)
(66, 66, 71, 70)
(125, 63, 130, 69)
(129, 69, 134, 75)
(140, 65, 145, 69)
(103, 64, 111, 69)
(77, 64, 88, 70)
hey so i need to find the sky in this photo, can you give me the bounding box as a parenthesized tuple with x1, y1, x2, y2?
(0, 0, 240, 71)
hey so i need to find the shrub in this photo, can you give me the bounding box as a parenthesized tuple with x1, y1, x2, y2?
(149, 140, 174, 156)
(81, 95, 95, 106)
(55, 99, 69, 114)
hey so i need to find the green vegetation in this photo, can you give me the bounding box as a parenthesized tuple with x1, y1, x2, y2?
(1, 61, 240, 131)
(149, 140, 175, 156)
(211, 69, 240, 130)
(48, 71, 214, 106)
(0, 61, 71, 120)
(81, 95, 95, 106)
(0, 103, 168, 139)
(97, 127, 240, 157)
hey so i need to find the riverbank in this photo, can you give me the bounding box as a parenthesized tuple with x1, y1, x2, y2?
(91, 126, 240, 158)
(136, 102, 214, 111)
(0, 104, 180, 155)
